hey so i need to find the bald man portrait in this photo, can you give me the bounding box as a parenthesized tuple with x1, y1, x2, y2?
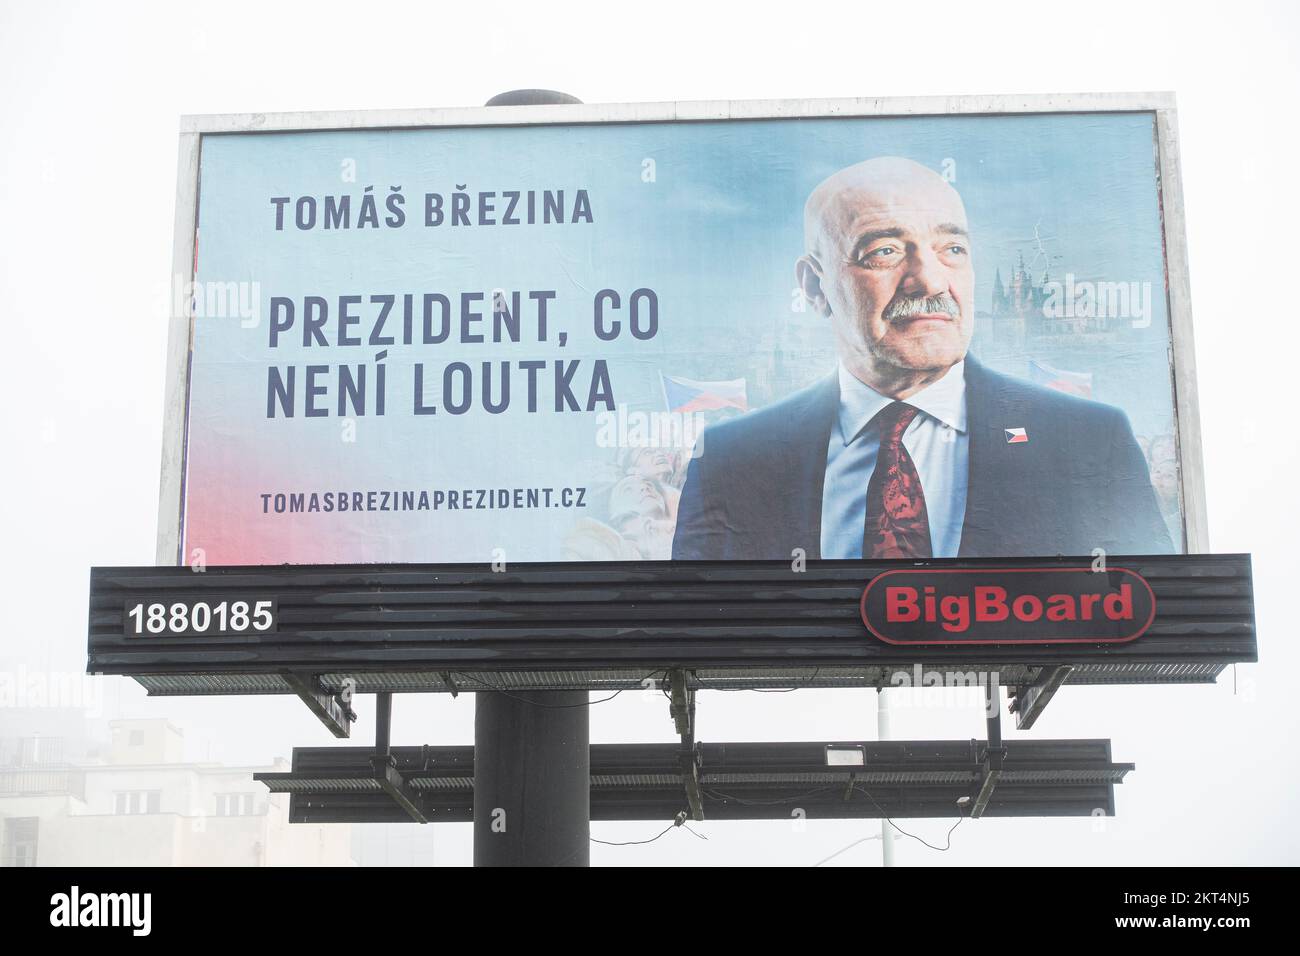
(672, 157, 1174, 560)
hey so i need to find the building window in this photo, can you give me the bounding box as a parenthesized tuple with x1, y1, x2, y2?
(215, 793, 256, 817)
(128, 730, 145, 747)
(3, 818, 39, 867)
(113, 790, 161, 815)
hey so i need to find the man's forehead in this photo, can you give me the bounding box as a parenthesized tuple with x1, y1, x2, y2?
(823, 184, 966, 235)
(806, 158, 968, 250)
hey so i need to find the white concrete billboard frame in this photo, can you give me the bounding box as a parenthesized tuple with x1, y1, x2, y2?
(157, 91, 1206, 564)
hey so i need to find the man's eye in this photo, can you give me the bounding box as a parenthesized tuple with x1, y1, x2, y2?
(945, 244, 967, 255)
(858, 246, 899, 265)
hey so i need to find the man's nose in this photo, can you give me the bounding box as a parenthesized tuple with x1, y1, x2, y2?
(899, 248, 949, 299)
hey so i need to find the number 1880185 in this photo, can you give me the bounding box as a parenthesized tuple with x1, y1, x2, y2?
(124, 598, 277, 637)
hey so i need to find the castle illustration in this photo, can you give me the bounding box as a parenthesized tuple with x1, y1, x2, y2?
(991, 252, 1053, 319)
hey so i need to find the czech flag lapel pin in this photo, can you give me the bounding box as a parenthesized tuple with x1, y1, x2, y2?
(1005, 427, 1028, 444)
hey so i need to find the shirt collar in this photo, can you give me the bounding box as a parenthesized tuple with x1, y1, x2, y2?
(836, 360, 968, 446)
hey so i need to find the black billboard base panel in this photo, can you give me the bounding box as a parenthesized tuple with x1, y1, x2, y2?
(87, 554, 1257, 702)
(88, 554, 1257, 751)
(255, 739, 1133, 825)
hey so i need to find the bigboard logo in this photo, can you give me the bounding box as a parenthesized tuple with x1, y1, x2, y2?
(859, 567, 1156, 646)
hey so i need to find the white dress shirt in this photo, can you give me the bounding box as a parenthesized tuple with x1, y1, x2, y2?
(819, 361, 970, 558)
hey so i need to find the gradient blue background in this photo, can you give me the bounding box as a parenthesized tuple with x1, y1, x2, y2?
(186, 112, 1178, 562)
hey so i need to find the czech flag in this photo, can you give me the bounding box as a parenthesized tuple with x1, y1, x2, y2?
(1029, 359, 1093, 398)
(660, 373, 749, 414)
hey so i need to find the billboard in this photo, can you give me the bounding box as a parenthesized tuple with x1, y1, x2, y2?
(160, 94, 1205, 566)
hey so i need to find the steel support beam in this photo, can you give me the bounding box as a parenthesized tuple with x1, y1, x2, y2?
(1011, 665, 1075, 731)
(971, 676, 1006, 820)
(283, 673, 355, 739)
(257, 738, 1134, 824)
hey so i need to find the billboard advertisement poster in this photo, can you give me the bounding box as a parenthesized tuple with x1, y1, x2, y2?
(175, 101, 1198, 565)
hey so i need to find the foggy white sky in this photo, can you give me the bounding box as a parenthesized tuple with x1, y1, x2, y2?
(1, 0, 1297, 866)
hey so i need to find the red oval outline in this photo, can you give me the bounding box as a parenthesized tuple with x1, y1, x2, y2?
(859, 566, 1157, 646)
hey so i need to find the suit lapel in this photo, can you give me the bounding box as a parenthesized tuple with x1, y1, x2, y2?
(770, 372, 839, 560)
(959, 356, 1024, 557)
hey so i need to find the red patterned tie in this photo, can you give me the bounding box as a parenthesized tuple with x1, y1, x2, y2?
(863, 402, 933, 559)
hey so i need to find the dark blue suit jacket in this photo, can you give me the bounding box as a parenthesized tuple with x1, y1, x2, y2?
(671, 356, 1174, 559)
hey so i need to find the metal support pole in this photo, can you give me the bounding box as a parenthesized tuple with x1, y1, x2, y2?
(971, 676, 1006, 820)
(369, 692, 427, 823)
(668, 669, 703, 821)
(375, 691, 392, 755)
(473, 689, 590, 866)
(877, 688, 895, 867)
(473, 89, 589, 867)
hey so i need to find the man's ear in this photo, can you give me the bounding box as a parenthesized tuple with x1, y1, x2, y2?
(795, 254, 831, 317)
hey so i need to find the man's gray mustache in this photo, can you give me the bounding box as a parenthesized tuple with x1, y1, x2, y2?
(883, 294, 961, 321)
